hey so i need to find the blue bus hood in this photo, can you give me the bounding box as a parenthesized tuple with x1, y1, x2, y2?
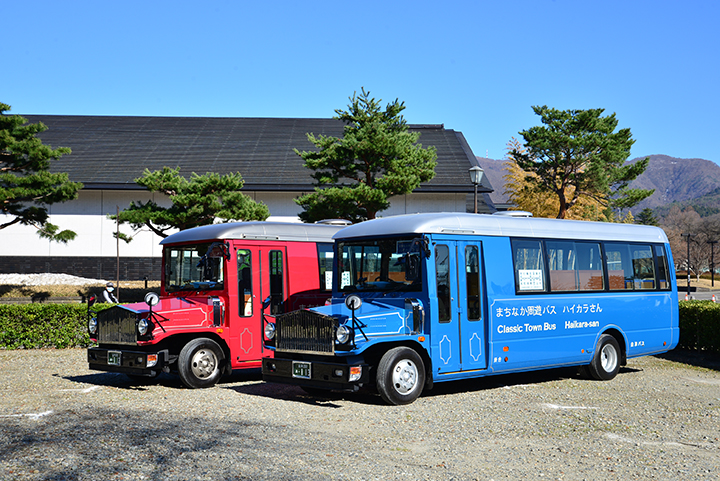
(310, 298, 411, 337)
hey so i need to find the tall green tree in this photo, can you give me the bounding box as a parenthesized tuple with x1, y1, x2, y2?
(508, 105, 653, 219)
(636, 207, 659, 226)
(114, 167, 269, 238)
(295, 88, 438, 223)
(0, 102, 82, 242)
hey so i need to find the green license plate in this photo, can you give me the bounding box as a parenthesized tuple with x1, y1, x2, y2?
(108, 351, 121, 366)
(292, 361, 311, 379)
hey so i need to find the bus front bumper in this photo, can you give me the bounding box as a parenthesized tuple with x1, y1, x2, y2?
(88, 347, 169, 376)
(262, 357, 370, 391)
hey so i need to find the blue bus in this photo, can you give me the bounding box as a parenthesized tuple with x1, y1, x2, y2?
(262, 213, 679, 405)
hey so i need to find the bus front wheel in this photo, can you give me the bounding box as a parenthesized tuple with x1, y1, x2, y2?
(178, 338, 224, 389)
(588, 334, 621, 381)
(376, 347, 425, 405)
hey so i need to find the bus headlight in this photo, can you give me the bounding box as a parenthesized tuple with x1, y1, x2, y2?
(336, 325, 351, 344)
(138, 318, 150, 336)
(264, 322, 276, 340)
(88, 317, 98, 335)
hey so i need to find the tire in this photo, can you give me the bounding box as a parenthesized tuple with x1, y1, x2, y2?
(178, 338, 224, 389)
(376, 347, 425, 405)
(588, 334, 621, 381)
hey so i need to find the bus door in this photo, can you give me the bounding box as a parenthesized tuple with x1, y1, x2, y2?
(232, 245, 287, 364)
(432, 240, 488, 375)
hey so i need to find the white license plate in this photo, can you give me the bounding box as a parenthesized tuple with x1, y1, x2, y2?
(108, 351, 121, 366)
(292, 361, 311, 379)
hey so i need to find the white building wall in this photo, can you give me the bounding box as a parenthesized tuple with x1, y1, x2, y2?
(0, 190, 468, 257)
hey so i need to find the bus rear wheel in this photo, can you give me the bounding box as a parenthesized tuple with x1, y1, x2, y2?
(178, 338, 224, 389)
(376, 347, 425, 405)
(588, 334, 621, 381)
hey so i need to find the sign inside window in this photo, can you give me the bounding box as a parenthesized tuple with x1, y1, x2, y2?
(519, 269, 543, 290)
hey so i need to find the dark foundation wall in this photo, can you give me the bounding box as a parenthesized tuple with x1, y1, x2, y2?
(0, 257, 162, 281)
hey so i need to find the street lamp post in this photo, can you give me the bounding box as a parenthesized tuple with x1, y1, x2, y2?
(468, 166, 484, 214)
(681, 233, 694, 299)
(708, 240, 718, 288)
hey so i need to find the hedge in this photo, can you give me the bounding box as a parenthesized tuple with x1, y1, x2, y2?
(2, 301, 720, 353)
(0, 304, 111, 349)
(678, 300, 720, 354)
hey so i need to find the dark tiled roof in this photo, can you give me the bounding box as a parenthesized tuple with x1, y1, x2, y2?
(24, 115, 493, 193)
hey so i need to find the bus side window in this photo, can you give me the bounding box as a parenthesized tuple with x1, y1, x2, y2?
(605, 244, 631, 290)
(512, 239, 546, 292)
(546, 241, 605, 292)
(435, 245, 451, 323)
(465, 245, 481, 320)
(237, 249, 252, 316)
(547, 241, 578, 292)
(605, 243, 656, 290)
(631, 245, 656, 289)
(269, 250, 284, 314)
(655, 245, 671, 289)
(317, 243, 334, 291)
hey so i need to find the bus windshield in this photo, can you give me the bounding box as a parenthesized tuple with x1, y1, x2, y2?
(337, 236, 423, 293)
(164, 242, 226, 292)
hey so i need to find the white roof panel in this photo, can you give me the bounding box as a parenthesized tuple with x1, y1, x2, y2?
(334, 213, 669, 244)
(161, 222, 345, 245)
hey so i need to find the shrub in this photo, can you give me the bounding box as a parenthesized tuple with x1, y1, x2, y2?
(0, 303, 111, 349)
(678, 301, 720, 353)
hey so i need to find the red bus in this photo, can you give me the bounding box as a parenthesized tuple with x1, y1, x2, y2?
(87, 221, 344, 388)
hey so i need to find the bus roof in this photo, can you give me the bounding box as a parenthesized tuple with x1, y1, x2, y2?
(160, 221, 345, 245)
(333, 213, 669, 244)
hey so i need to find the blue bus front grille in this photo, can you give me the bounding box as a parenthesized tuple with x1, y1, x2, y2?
(276, 310, 336, 355)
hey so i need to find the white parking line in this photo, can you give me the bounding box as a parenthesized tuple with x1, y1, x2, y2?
(681, 377, 720, 386)
(0, 410, 54, 420)
(59, 386, 101, 393)
(542, 403, 598, 410)
(605, 433, 704, 448)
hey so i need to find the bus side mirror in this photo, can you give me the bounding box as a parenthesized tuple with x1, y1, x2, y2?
(262, 296, 272, 310)
(405, 254, 420, 281)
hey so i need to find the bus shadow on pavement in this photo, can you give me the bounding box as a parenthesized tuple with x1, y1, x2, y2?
(418, 365, 627, 400)
(63, 367, 264, 390)
(62, 372, 183, 390)
(225, 365, 643, 406)
(225, 380, 386, 407)
(655, 348, 720, 371)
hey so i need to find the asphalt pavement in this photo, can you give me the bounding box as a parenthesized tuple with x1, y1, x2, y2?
(678, 288, 720, 301)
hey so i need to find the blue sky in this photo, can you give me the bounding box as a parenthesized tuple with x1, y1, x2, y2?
(4, 0, 719, 164)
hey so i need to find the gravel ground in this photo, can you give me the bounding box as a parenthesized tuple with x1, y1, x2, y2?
(0, 349, 718, 480)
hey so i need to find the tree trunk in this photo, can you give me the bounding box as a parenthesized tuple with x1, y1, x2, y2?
(556, 190, 567, 219)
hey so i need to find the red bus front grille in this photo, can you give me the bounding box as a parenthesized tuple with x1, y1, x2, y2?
(97, 305, 138, 345)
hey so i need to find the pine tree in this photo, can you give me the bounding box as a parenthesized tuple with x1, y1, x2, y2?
(114, 167, 269, 238)
(0, 102, 82, 242)
(636, 207, 659, 226)
(503, 138, 609, 220)
(295, 88, 437, 223)
(508, 106, 653, 219)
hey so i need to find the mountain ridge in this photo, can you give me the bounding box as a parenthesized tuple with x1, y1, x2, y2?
(477, 155, 720, 213)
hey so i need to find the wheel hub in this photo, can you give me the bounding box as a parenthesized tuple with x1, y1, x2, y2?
(600, 344, 618, 372)
(191, 349, 217, 379)
(392, 360, 418, 394)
